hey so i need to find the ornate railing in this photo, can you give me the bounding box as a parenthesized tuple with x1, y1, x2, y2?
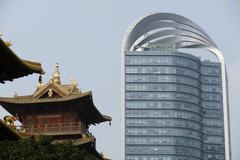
(16, 122, 88, 135)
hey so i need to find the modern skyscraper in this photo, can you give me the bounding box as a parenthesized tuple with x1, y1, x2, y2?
(121, 13, 231, 160)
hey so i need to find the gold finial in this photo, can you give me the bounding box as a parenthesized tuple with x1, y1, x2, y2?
(53, 63, 61, 84)
(55, 63, 60, 74)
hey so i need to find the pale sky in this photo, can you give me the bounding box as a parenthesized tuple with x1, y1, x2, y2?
(0, 0, 240, 159)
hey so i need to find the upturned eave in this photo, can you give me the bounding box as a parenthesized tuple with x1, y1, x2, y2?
(0, 38, 44, 83)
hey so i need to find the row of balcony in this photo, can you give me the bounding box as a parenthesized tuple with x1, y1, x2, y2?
(15, 122, 89, 135)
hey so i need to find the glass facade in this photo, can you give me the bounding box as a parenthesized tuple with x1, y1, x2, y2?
(201, 61, 225, 160)
(124, 51, 225, 160)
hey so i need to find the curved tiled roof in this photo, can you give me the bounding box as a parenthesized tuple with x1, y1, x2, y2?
(0, 91, 91, 104)
(0, 38, 44, 83)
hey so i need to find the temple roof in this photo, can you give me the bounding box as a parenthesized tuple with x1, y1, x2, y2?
(0, 37, 44, 83)
(0, 91, 91, 104)
(0, 64, 111, 125)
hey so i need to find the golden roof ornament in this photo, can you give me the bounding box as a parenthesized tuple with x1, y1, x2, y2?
(48, 89, 53, 97)
(69, 77, 81, 94)
(0, 31, 12, 47)
(53, 63, 61, 84)
(4, 40, 12, 47)
(36, 82, 41, 90)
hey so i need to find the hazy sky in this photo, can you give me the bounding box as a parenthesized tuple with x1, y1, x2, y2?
(0, 0, 240, 159)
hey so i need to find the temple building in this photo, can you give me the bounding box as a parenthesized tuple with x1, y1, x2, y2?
(0, 63, 111, 159)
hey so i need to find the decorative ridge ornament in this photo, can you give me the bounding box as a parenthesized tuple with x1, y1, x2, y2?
(48, 89, 53, 97)
(69, 77, 81, 95)
(0, 32, 13, 47)
(4, 40, 12, 47)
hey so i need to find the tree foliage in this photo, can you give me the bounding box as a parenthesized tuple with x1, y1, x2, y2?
(0, 136, 97, 160)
